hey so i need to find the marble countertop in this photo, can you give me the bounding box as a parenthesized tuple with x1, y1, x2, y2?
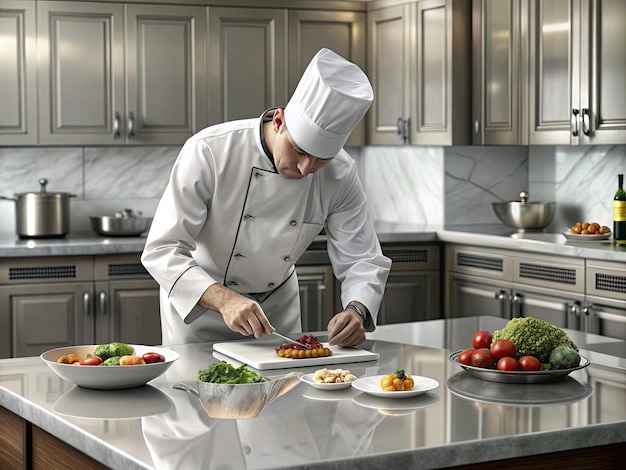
(1, 316, 624, 470)
(1, 222, 625, 262)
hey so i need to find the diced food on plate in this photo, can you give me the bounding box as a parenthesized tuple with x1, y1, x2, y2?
(380, 369, 414, 392)
(275, 333, 332, 359)
(313, 368, 357, 383)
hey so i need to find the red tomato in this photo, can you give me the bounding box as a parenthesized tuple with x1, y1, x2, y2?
(518, 356, 542, 371)
(497, 357, 519, 371)
(472, 330, 493, 350)
(457, 348, 475, 365)
(142, 352, 165, 364)
(490, 339, 517, 359)
(80, 356, 103, 366)
(471, 348, 495, 368)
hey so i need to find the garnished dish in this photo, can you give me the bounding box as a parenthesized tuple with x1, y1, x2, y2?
(351, 373, 439, 398)
(563, 221, 611, 241)
(449, 317, 590, 383)
(300, 368, 357, 390)
(275, 334, 333, 359)
(380, 369, 414, 391)
(41, 343, 179, 389)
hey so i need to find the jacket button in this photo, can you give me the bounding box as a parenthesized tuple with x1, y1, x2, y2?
(283, 256, 290, 262)
(268, 282, 275, 288)
(290, 220, 297, 226)
(234, 253, 243, 258)
(244, 214, 255, 220)
(227, 280, 238, 286)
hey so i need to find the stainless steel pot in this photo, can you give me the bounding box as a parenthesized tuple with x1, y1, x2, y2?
(0, 178, 76, 238)
(492, 191, 556, 232)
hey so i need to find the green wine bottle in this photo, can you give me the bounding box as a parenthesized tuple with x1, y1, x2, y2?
(614, 174, 626, 245)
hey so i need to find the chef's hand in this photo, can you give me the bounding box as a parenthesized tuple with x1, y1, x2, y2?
(327, 309, 366, 347)
(199, 284, 274, 338)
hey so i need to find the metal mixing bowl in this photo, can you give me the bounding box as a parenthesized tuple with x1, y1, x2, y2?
(172, 372, 303, 419)
(492, 192, 556, 232)
(90, 214, 153, 236)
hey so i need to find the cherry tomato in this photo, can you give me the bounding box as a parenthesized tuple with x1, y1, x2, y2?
(472, 330, 493, 350)
(490, 339, 517, 359)
(497, 356, 519, 371)
(80, 356, 103, 366)
(142, 352, 165, 364)
(518, 355, 542, 371)
(457, 348, 475, 366)
(471, 348, 495, 368)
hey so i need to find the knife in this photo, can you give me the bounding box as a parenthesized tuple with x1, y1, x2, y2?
(272, 331, 311, 349)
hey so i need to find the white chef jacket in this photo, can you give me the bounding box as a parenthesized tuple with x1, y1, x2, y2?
(141, 109, 391, 345)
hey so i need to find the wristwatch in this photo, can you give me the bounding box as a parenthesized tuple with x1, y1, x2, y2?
(347, 304, 367, 325)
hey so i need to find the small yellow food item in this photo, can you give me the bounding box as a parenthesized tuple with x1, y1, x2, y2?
(313, 368, 357, 383)
(119, 355, 145, 366)
(57, 354, 80, 364)
(570, 221, 610, 235)
(380, 369, 414, 392)
(276, 347, 332, 359)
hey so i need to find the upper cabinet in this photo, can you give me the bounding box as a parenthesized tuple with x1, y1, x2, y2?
(367, 0, 471, 146)
(528, 0, 626, 145)
(287, 9, 366, 147)
(36, 1, 207, 146)
(0, 1, 37, 146)
(207, 7, 287, 125)
(472, 0, 525, 145)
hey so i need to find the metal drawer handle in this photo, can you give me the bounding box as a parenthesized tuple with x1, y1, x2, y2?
(128, 112, 135, 139)
(83, 292, 91, 315)
(114, 112, 121, 139)
(582, 108, 591, 136)
(571, 108, 579, 137)
(99, 290, 107, 315)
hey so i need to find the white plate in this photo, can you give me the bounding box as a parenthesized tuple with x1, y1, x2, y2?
(351, 374, 439, 398)
(562, 230, 611, 241)
(41, 344, 179, 390)
(352, 391, 440, 415)
(300, 372, 355, 390)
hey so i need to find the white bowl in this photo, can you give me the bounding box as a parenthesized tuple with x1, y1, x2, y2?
(41, 344, 179, 390)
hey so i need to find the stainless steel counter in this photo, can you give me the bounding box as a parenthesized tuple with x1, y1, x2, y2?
(1, 317, 624, 470)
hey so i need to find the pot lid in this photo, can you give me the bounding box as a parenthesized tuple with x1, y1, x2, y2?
(15, 178, 75, 198)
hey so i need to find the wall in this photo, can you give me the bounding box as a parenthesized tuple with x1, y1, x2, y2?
(1, 144, 625, 236)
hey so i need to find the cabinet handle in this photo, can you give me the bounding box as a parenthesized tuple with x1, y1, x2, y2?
(99, 290, 108, 315)
(83, 292, 91, 315)
(495, 290, 506, 301)
(128, 112, 135, 139)
(114, 112, 121, 139)
(511, 293, 522, 317)
(474, 119, 480, 134)
(582, 108, 591, 136)
(396, 117, 410, 144)
(571, 108, 579, 137)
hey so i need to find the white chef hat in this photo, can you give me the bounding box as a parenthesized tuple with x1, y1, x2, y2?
(284, 48, 373, 159)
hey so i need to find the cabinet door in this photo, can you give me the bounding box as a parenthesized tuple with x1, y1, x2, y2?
(0, 283, 94, 358)
(288, 9, 366, 147)
(472, 0, 523, 145)
(125, 4, 207, 145)
(446, 273, 512, 319)
(95, 279, 161, 345)
(0, 0, 37, 145)
(378, 271, 440, 325)
(512, 285, 584, 330)
(208, 7, 287, 124)
(296, 266, 334, 332)
(367, 3, 411, 144)
(37, 1, 124, 145)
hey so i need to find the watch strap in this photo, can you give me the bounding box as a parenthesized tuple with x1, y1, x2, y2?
(347, 304, 367, 325)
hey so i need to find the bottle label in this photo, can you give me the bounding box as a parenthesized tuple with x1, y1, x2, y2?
(615, 201, 626, 222)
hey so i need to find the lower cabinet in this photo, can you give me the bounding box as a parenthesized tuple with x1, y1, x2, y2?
(585, 259, 626, 341)
(0, 254, 160, 359)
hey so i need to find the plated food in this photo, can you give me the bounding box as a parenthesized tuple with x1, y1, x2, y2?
(275, 334, 332, 359)
(41, 344, 179, 390)
(300, 368, 357, 390)
(564, 222, 611, 241)
(351, 374, 439, 398)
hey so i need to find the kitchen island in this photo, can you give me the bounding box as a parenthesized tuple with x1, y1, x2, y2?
(1, 316, 624, 469)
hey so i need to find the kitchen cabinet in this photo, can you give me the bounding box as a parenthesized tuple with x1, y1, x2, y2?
(366, 0, 471, 146)
(296, 265, 336, 332)
(207, 6, 287, 124)
(0, 0, 37, 146)
(446, 244, 586, 330)
(528, 0, 626, 145)
(287, 9, 366, 147)
(0, 254, 160, 359)
(471, 0, 526, 145)
(584, 259, 626, 341)
(37, 1, 207, 146)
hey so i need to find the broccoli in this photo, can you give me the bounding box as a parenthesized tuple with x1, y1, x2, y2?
(492, 317, 578, 364)
(93, 342, 134, 361)
(549, 344, 581, 370)
(198, 361, 266, 384)
(100, 356, 122, 366)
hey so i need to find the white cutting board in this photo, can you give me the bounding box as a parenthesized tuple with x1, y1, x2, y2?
(213, 341, 380, 370)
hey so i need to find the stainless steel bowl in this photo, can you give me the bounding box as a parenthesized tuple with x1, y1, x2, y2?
(492, 191, 556, 232)
(172, 372, 303, 419)
(90, 214, 153, 236)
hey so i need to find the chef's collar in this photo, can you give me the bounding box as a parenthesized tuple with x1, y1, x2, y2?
(258, 108, 278, 166)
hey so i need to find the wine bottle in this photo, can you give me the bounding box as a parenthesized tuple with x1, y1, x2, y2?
(614, 174, 626, 245)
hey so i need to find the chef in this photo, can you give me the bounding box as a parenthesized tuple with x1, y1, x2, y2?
(141, 48, 391, 347)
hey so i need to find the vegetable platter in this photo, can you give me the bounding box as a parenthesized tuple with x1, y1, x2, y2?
(448, 351, 590, 384)
(41, 344, 179, 390)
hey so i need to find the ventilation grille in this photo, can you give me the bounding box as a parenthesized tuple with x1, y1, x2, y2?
(595, 273, 626, 294)
(518, 262, 576, 285)
(9, 265, 77, 280)
(457, 253, 503, 272)
(384, 249, 428, 264)
(108, 263, 149, 277)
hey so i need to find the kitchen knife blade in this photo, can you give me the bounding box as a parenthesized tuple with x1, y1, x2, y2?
(272, 331, 310, 349)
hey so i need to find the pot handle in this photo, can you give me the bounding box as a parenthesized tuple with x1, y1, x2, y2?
(0, 196, 17, 202)
(171, 382, 200, 399)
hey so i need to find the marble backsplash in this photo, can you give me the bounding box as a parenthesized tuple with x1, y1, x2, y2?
(1, 144, 625, 235)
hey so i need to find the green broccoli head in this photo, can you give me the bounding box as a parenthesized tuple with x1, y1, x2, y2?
(492, 317, 577, 364)
(93, 342, 134, 361)
(100, 356, 122, 366)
